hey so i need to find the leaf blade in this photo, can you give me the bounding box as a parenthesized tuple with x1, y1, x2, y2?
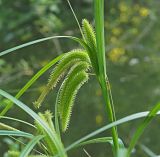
(76, 137, 124, 149)
(20, 135, 44, 157)
(0, 36, 83, 57)
(0, 54, 64, 116)
(0, 116, 36, 129)
(0, 130, 33, 138)
(0, 89, 67, 157)
(127, 102, 160, 156)
(66, 110, 160, 152)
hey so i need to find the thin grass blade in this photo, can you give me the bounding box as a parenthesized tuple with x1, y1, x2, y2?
(65, 110, 160, 152)
(0, 54, 64, 116)
(0, 116, 36, 129)
(0, 130, 33, 138)
(9, 136, 45, 156)
(0, 89, 67, 157)
(0, 122, 18, 130)
(67, 0, 84, 39)
(76, 137, 124, 148)
(140, 144, 157, 157)
(0, 36, 84, 57)
(127, 102, 160, 156)
(20, 135, 44, 157)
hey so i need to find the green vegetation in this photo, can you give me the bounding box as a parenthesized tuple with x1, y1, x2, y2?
(0, 0, 160, 157)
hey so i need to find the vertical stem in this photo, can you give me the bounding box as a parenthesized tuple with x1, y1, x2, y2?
(94, 0, 119, 155)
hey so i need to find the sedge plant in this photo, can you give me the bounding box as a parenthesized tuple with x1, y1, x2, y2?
(0, 0, 160, 157)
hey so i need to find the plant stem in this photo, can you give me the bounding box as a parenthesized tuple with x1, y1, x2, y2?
(94, 0, 119, 155)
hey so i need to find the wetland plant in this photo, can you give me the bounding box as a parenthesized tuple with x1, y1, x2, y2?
(0, 0, 160, 157)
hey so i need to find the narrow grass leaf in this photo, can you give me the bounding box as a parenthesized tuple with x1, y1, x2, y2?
(0, 122, 17, 130)
(65, 110, 160, 152)
(20, 135, 44, 157)
(140, 144, 157, 157)
(0, 36, 84, 57)
(0, 54, 64, 116)
(0, 89, 67, 157)
(0, 116, 36, 129)
(0, 130, 33, 138)
(127, 102, 160, 156)
(76, 137, 124, 148)
(9, 136, 45, 156)
(67, 0, 84, 39)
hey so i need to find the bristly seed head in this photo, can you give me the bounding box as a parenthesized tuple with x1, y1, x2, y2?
(33, 19, 99, 133)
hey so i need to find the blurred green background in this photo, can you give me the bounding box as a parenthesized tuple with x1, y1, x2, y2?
(0, 0, 160, 156)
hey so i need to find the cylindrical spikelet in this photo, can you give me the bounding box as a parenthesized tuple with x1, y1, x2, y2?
(34, 49, 90, 108)
(57, 61, 89, 132)
(82, 19, 99, 75)
(82, 19, 96, 51)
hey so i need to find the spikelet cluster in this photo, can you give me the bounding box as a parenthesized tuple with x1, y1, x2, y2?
(34, 19, 98, 133)
(34, 49, 90, 108)
(57, 61, 89, 132)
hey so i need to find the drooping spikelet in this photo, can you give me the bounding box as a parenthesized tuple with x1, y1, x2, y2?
(34, 49, 90, 108)
(57, 61, 89, 132)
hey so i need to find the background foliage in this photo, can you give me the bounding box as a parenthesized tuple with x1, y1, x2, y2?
(0, 0, 160, 156)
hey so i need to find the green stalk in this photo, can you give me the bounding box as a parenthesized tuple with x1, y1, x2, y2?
(94, 0, 119, 155)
